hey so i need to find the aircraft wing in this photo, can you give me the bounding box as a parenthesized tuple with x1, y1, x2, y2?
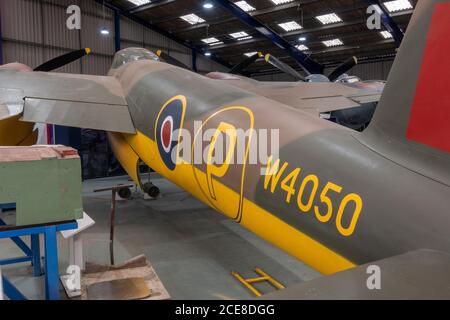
(347, 92, 382, 104)
(0, 69, 135, 134)
(208, 75, 383, 116)
(260, 249, 450, 299)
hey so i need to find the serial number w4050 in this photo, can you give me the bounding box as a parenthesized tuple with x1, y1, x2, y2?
(263, 156, 363, 237)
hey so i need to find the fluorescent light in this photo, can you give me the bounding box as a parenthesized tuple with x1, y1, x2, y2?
(315, 13, 343, 25)
(100, 28, 110, 35)
(229, 31, 249, 39)
(380, 31, 393, 38)
(229, 31, 252, 41)
(299, 36, 306, 41)
(278, 21, 302, 32)
(383, 0, 413, 12)
(203, 3, 214, 9)
(234, 1, 256, 12)
(127, 0, 150, 5)
(244, 52, 258, 57)
(180, 13, 206, 25)
(205, 52, 212, 56)
(202, 37, 221, 44)
(296, 44, 309, 51)
(322, 38, 343, 47)
(270, 0, 294, 4)
(210, 41, 224, 46)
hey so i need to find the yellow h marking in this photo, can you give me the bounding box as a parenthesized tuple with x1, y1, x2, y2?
(232, 268, 285, 297)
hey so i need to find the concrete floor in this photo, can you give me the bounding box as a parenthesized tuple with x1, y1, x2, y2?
(0, 174, 321, 300)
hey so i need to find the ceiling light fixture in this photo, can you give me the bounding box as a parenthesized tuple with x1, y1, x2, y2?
(315, 13, 343, 25)
(383, 0, 413, 12)
(202, 37, 221, 44)
(322, 38, 343, 47)
(234, 1, 256, 12)
(278, 21, 303, 32)
(180, 13, 206, 25)
(270, 0, 294, 5)
(127, 0, 150, 5)
(380, 31, 393, 39)
(296, 44, 309, 51)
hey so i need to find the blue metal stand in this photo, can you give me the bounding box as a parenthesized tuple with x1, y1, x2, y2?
(0, 203, 16, 210)
(0, 220, 77, 300)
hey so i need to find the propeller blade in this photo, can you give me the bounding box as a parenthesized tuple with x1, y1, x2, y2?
(265, 54, 305, 81)
(229, 52, 263, 74)
(328, 56, 358, 82)
(156, 50, 190, 70)
(34, 48, 91, 72)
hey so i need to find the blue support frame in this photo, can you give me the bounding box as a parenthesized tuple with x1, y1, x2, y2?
(2, 277, 27, 300)
(0, 203, 16, 210)
(54, 126, 81, 150)
(363, 0, 404, 46)
(114, 9, 121, 53)
(211, 0, 323, 75)
(0, 4, 3, 65)
(0, 219, 77, 300)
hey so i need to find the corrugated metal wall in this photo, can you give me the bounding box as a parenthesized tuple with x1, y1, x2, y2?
(0, 0, 227, 75)
(345, 60, 394, 80)
(253, 60, 394, 82)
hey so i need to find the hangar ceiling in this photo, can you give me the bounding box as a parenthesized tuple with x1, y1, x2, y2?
(105, 0, 416, 76)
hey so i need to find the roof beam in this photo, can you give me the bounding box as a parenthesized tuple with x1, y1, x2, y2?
(207, 18, 370, 49)
(222, 30, 396, 60)
(174, 0, 313, 34)
(362, 0, 404, 46)
(210, 0, 323, 74)
(197, 3, 371, 45)
(205, 10, 412, 50)
(128, 0, 178, 14)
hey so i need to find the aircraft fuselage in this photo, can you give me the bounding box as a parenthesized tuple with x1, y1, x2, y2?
(108, 59, 450, 275)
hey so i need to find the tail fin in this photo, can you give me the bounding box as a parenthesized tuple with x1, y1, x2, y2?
(361, 0, 450, 185)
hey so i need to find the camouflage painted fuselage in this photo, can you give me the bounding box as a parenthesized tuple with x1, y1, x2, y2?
(107, 52, 449, 274)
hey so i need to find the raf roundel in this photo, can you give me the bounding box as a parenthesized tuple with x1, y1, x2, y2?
(155, 96, 186, 171)
(160, 116, 174, 153)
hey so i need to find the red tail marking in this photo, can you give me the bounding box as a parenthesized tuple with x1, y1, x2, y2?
(406, 3, 450, 153)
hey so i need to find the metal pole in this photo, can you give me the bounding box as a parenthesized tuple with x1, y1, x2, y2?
(0, 5, 3, 65)
(211, 0, 323, 74)
(0, 267, 4, 300)
(362, 0, 404, 46)
(110, 189, 116, 266)
(94, 184, 133, 266)
(114, 9, 121, 53)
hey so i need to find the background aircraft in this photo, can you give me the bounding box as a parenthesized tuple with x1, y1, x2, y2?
(0, 0, 448, 292)
(157, 48, 384, 131)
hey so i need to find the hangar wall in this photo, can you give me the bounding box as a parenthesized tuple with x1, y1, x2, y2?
(0, 0, 228, 179)
(0, 0, 228, 74)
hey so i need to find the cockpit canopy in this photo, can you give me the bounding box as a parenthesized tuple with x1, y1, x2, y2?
(111, 47, 160, 69)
